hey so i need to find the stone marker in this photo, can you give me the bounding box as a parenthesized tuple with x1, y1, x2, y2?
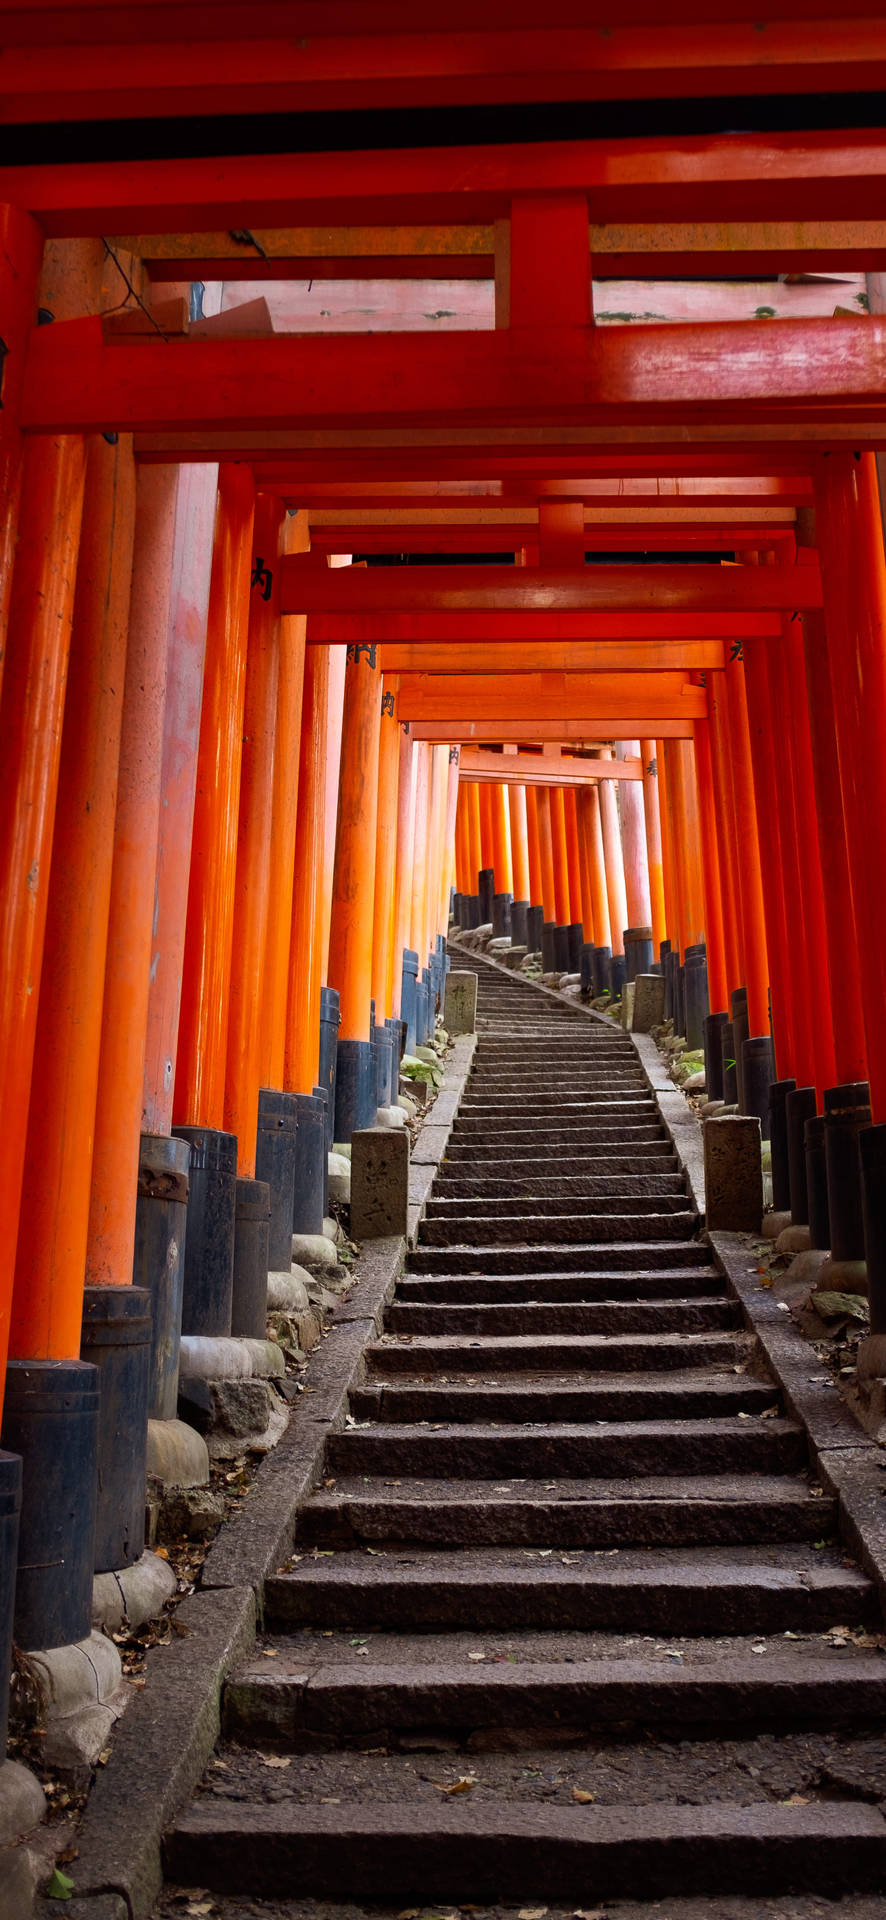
(632, 972, 666, 1033)
(620, 981, 636, 1030)
(444, 969, 478, 1036)
(704, 1114, 764, 1232)
(351, 1126, 410, 1239)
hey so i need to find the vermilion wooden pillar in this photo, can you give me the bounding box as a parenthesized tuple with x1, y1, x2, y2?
(0, 206, 44, 708)
(525, 783, 543, 908)
(681, 741, 706, 948)
(741, 636, 794, 1075)
(640, 740, 667, 958)
(704, 682, 742, 998)
(615, 740, 652, 930)
(410, 743, 430, 959)
(563, 789, 584, 929)
(285, 642, 329, 1095)
(655, 738, 679, 955)
(801, 605, 867, 1086)
(86, 465, 174, 1291)
(597, 757, 628, 956)
(508, 782, 531, 903)
(259, 515, 308, 1092)
(175, 466, 255, 1128)
(224, 493, 284, 1177)
(662, 740, 690, 959)
(455, 783, 470, 895)
(391, 725, 416, 1017)
(371, 676, 401, 1022)
(573, 791, 596, 944)
(478, 780, 495, 876)
(440, 747, 461, 938)
(329, 640, 382, 1025)
(320, 643, 347, 986)
(722, 650, 769, 1037)
(427, 744, 450, 952)
(142, 464, 219, 1135)
(534, 785, 557, 922)
(782, 617, 837, 1094)
(490, 781, 513, 896)
(581, 784, 612, 950)
(691, 720, 729, 1018)
(466, 781, 482, 894)
(815, 451, 886, 1118)
(549, 786, 571, 924)
(12, 434, 134, 1360)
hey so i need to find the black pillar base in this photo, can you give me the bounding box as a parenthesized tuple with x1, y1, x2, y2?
(401, 950, 419, 1054)
(478, 867, 494, 924)
(334, 1038, 377, 1141)
(567, 922, 584, 972)
(804, 1116, 831, 1251)
(741, 1035, 775, 1133)
(2, 1360, 99, 1649)
(492, 892, 513, 938)
(609, 952, 627, 1001)
(171, 1125, 238, 1336)
(703, 1012, 730, 1104)
(824, 1081, 872, 1263)
(293, 1091, 327, 1232)
(580, 943, 596, 995)
(786, 1086, 817, 1226)
(721, 1021, 739, 1105)
(554, 924, 570, 971)
(231, 1178, 270, 1337)
(768, 1078, 797, 1211)
(0, 1452, 21, 1750)
(81, 1287, 151, 1574)
(256, 1089, 299, 1271)
(526, 904, 544, 953)
(319, 987, 340, 1156)
(625, 927, 654, 981)
(541, 921, 557, 972)
(133, 1131, 190, 1422)
(861, 1126, 886, 1335)
(510, 900, 529, 947)
(685, 955, 710, 1052)
(592, 945, 612, 996)
(731, 987, 749, 1113)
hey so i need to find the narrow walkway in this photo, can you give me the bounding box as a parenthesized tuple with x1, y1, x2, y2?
(161, 955, 886, 1914)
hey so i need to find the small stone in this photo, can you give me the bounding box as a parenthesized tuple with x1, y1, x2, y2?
(0, 1759, 46, 1847)
(159, 1484, 225, 1541)
(208, 1377, 272, 1436)
(397, 1091, 418, 1116)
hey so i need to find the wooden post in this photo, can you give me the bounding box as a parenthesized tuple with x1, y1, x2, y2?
(507, 782, 531, 902)
(692, 720, 729, 1018)
(549, 785, 571, 924)
(597, 756, 628, 956)
(534, 785, 558, 922)
(285, 641, 329, 1095)
(0, 205, 44, 709)
(704, 683, 743, 998)
(578, 785, 611, 950)
(721, 649, 769, 1038)
(640, 739, 667, 959)
(328, 643, 382, 1043)
(371, 675, 402, 1021)
(391, 724, 416, 1017)
(258, 513, 308, 1091)
(525, 783, 543, 909)
(801, 606, 867, 1086)
(175, 466, 255, 1129)
(478, 779, 495, 875)
(320, 643, 347, 985)
(563, 788, 584, 930)
(615, 739, 652, 929)
(490, 781, 513, 895)
(466, 780, 482, 894)
(410, 743, 431, 957)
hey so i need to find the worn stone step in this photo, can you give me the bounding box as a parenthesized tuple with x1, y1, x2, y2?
(432, 1173, 686, 1198)
(385, 1300, 738, 1338)
(458, 1098, 658, 1116)
(166, 1798, 886, 1903)
(465, 1076, 650, 1093)
(442, 1140, 676, 1164)
(417, 1212, 700, 1246)
(424, 1195, 692, 1224)
(349, 1371, 781, 1424)
(367, 1331, 748, 1375)
(395, 1268, 721, 1303)
(223, 1641, 886, 1746)
(408, 1239, 715, 1274)
(326, 1416, 805, 1479)
(449, 1119, 667, 1141)
(265, 1541, 875, 1634)
(297, 1472, 835, 1549)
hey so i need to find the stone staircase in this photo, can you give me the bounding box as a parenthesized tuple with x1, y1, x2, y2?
(159, 950, 886, 1914)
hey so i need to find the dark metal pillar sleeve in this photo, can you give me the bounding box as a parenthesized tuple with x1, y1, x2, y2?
(133, 1131, 190, 1422)
(731, 987, 749, 1113)
(255, 1088, 299, 1271)
(171, 1125, 238, 1337)
(541, 921, 557, 973)
(703, 1012, 730, 1105)
(804, 1116, 831, 1252)
(567, 922, 584, 972)
(741, 1035, 776, 1133)
(80, 1286, 152, 1574)
(785, 1086, 818, 1226)
(334, 1038, 377, 1142)
(720, 1021, 739, 1106)
(400, 950, 419, 1055)
(592, 945, 612, 997)
(609, 952, 627, 1002)
(526, 904, 544, 953)
(768, 1078, 797, 1212)
(231, 1176, 270, 1336)
(478, 867, 495, 924)
(492, 892, 513, 938)
(580, 943, 596, 996)
(860, 1124, 886, 1336)
(318, 986, 340, 1156)
(2, 1360, 99, 1649)
(553, 924, 570, 972)
(823, 1080, 872, 1263)
(0, 1451, 21, 1749)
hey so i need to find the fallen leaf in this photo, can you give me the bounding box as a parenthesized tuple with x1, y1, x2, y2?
(260, 1754, 291, 1769)
(45, 1869, 75, 1901)
(751, 1643, 767, 1654)
(781, 1794, 809, 1806)
(519, 1908, 549, 1918)
(759, 1405, 781, 1419)
(396, 1910, 420, 1917)
(572, 1787, 596, 1804)
(467, 1650, 486, 1662)
(154, 1545, 171, 1560)
(261, 1649, 279, 1658)
(435, 1776, 475, 1795)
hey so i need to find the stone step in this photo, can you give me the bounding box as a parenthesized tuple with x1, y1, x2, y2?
(166, 1798, 886, 1904)
(444, 1130, 671, 1153)
(384, 1299, 739, 1338)
(265, 1541, 875, 1634)
(366, 1331, 749, 1376)
(326, 1416, 805, 1479)
(297, 1472, 836, 1549)
(432, 1173, 686, 1197)
(349, 1371, 781, 1424)
(442, 1141, 676, 1164)
(223, 1640, 886, 1746)
(457, 1098, 658, 1115)
(417, 1213, 700, 1246)
(425, 1195, 690, 1222)
(394, 1268, 722, 1302)
(408, 1239, 715, 1273)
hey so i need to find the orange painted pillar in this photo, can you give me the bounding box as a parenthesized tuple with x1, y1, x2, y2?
(441, 746, 461, 935)
(466, 781, 483, 895)
(175, 467, 255, 1129)
(454, 783, 469, 895)
(525, 784, 543, 909)
(224, 493, 284, 1177)
(142, 464, 220, 1135)
(478, 780, 495, 877)
(320, 643, 347, 985)
(691, 720, 729, 1018)
(680, 740, 706, 948)
(391, 725, 417, 1016)
(371, 675, 401, 1022)
(0, 434, 87, 1375)
(597, 760, 628, 956)
(801, 606, 867, 1086)
(761, 633, 817, 1086)
(327, 642, 382, 1133)
(640, 741, 667, 959)
(615, 740, 652, 930)
(815, 451, 886, 1118)
(722, 650, 770, 1037)
(507, 783, 530, 902)
(563, 788, 583, 930)
(704, 685, 742, 998)
(580, 784, 611, 949)
(661, 742, 688, 959)
(742, 634, 798, 1080)
(490, 781, 513, 896)
(574, 791, 597, 943)
(85, 465, 175, 1292)
(410, 744, 431, 960)
(285, 641, 329, 1096)
(655, 737, 679, 956)
(549, 786, 571, 924)
(259, 515, 308, 1092)
(426, 744, 449, 956)
(534, 785, 558, 922)
(12, 434, 134, 1363)
(783, 615, 837, 1097)
(0, 206, 44, 707)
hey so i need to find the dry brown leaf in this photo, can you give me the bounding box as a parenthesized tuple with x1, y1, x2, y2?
(519, 1908, 549, 1918)
(260, 1754, 291, 1769)
(435, 1775, 476, 1795)
(572, 1786, 596, 1804)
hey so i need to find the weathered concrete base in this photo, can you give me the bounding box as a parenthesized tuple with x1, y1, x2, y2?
(350, 1126, 409, 1239)
(700, 1098, 726, 1118)
(266, 1266, 311, 1313)
(776, 1224, 813, 1256)
(327, 1151, 351, 1203)
(762, 1209, 792, 1240)
(206, 1397, 289, 1460)
(375, 1103, 408, 1128)
(631, 973, 666, 1032)
(786, 1247, 832, 1289)
(620, 981, 635, 1030)
(145, 1416, 210, 1488)
(815, 1254, 868, 1294)
(290, 1231, 339, 1273)
(24, 1632, 127, 1779)
(0, 1759, 45, 1847)
(92, 1549, 177, 1632)
(178, 1336, 284, 1382)
(703, 1114, 763, 1232)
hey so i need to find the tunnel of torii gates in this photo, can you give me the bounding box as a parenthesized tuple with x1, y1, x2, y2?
(7, 106, 886, 1752)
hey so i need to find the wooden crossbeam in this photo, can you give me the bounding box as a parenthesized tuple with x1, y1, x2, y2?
(22, 316, 886, 439)
(282, 564, 818, 618)
(307, 610, 783, 644)
(410, 717, 697, 740)
(380, 640, 726, 673)
(397, 671, 707, 722)
(459, 748, 643, 785)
